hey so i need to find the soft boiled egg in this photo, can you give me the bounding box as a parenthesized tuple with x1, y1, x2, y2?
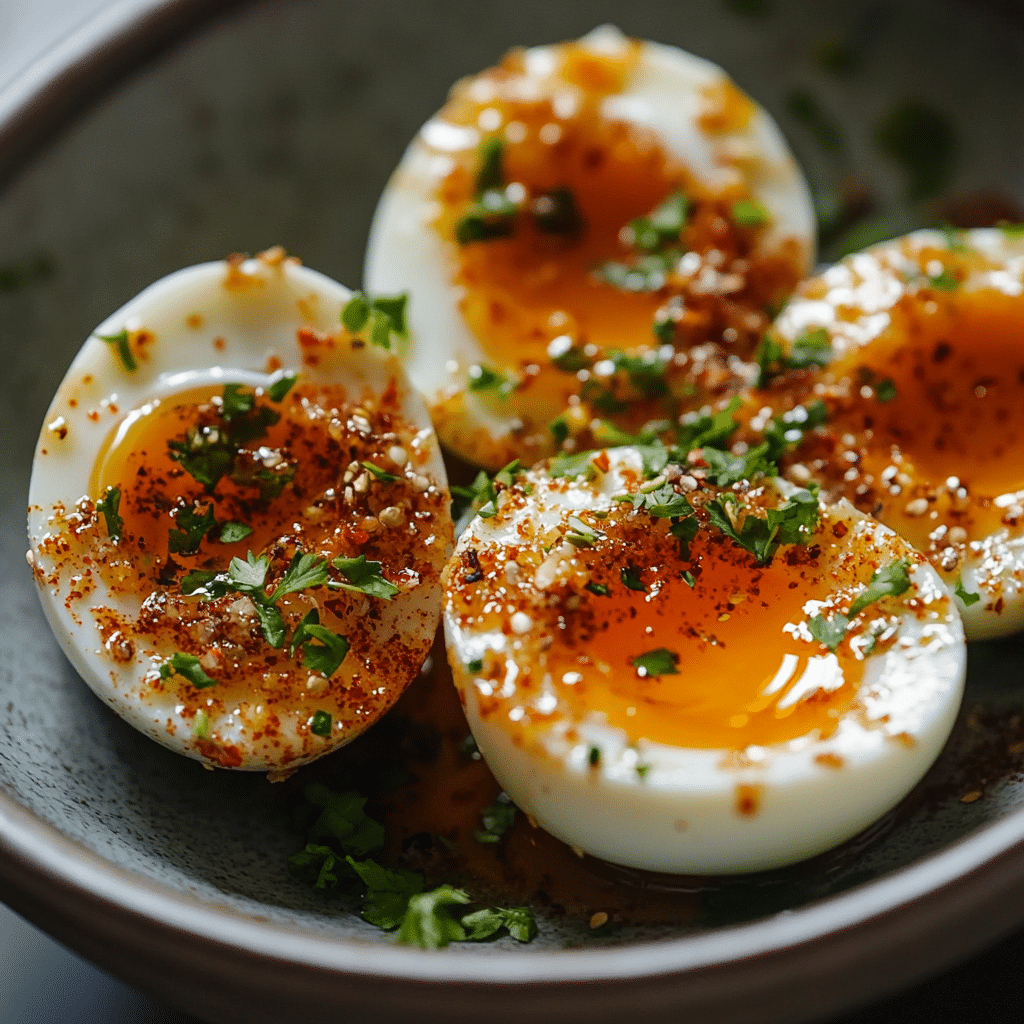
(365, 25, 815, 470)
(27, 250, 453, 772)
(755, 227, 1024, 640)
(442, 448, 965, 874)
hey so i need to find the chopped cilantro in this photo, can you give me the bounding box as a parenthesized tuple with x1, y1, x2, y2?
(269, 551, 330, 602)
(635, 763, 651, 780)
(607, 349, 670, 400)
(632, 191, 688, 251)
(549, 342, 590, 373)
(676, 397, 741, 453)
(303, 784, 386, 857)
(631, 648, 679, 677)
(96, 486, 123, 542)
(475, 136, 505, 194)
(330, 554, 400, 600)
(398, 886, 471, 949)
(620, 565, 646, 592)
(807, 612, 851, 652)
(683, 570, 696, 588)
(219, 520, 253, 544)
(94, 328, 137, 372)
(700, 444, 777, 487)
(192, 709, 209, 739)
(875, 378, 898, 403)
(341, 291, 409, 349)
(564, 516, 603, 547)
(310, 710, 333, 736)
(585, 582, 609, 597)
(549, 414, 570, 445)
(467, 363, 516, 398)
(955, 576, 981, 607)
(473, 795, 516, 844)
(267, 373, 298, 402)
(670, 516, 700, 560)
(346, 856, 425, 931)
(756, 327, 832, 385)
(291, 610, 350, 677)
(159, 651, 217, 689)
(549, 450, 598, 480)
(927, 268, 958, 291)
(588, 746, 601, 767)
(461, 907, 537, 943)
(732, 199, 770, 227)
(221, 382, 255, 418)
(168, 503, 218, 555)
(531, 187, 583, 235)
(849, 559, 911, 616)
(706, 488, 820, 565)
(467, 658, 483, 674)
(360, 460, 398, 483)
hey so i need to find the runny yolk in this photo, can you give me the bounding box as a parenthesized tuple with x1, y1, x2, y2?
(455, 510, 875, 752)
(811, 287, 1024, 553)
(549, 533, 864, 750)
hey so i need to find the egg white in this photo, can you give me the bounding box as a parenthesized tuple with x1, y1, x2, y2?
(365, 25, 816, 469)
(27, 253, 451, 772)
(769, 227, 1024, 640)
(443, 448, 966, 874)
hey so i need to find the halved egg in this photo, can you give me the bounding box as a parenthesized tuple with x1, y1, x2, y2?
(442, 448, 965, 874)
(756, 227, 1024, 639)
(365, 25, 815, 470)
(28, 250, 453, 772)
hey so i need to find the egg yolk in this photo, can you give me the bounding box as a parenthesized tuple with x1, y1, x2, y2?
(762, 254, 1024, 584)
(429, 40, 806, 450)
(447, 491, 893, 752)
(39, 378, 449, 764)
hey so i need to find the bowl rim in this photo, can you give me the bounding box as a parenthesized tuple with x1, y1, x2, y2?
(3, 1, 1024, 1019)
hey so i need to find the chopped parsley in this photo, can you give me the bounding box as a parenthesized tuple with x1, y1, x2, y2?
(548, 450, 599, 481)
(473, 794, 516, 844)
(731, 199, 770, 227)
(706, 488, 820, 566)
(266, 373, 298, 402)
(620, 565, 646, 592)
(167, 503, 218, 555)
(219, 520, 253, 544)
(96, 486, 123, 542)
(588, 746, 601, 766)
(467, 363, 517, 398)
(585, 582, 609, 597)
(159, 651, 217, 689)
(683, 570, 696, 588)
(341, 291, 409, 350)
(807, 559, 913, 651)
(290, 610, 350, 678)
(595, 191, 688, 292)
(451, 460, 522, 522)
(288, 785, 537, 948)
(167, 383, 289, 495)
(310, 710, 333, 736)
(531, 186, 584, 235)
(330, 555, 400, 600)
(926, 268, 958, 291)
(954, 576, 981, 607)
(564, 516, 603, 547)
(875, 378, 898, 403)
(756, 327, 832, 385)
(631, 647, 679, 678)
(95, 328, 137, 372)
(360, 460, 398, 483)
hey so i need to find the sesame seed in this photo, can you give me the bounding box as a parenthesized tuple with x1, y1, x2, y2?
(904, 498, 929, 517)
(388, 445, 408, 467)
(378, 505, 405, 529)
(511, 611, 533, 634)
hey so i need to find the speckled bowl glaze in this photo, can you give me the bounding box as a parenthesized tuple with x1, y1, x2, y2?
(2, 3, 1024, 1023)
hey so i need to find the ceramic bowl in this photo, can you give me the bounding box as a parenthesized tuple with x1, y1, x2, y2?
(2, 2, 1024, 1022)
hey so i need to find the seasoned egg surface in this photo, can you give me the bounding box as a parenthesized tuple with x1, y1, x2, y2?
(443, 448, 965, 874)
(757, 228, 1024, 639)
(365, 25, 815, 470)
(28, 252, 452, 771)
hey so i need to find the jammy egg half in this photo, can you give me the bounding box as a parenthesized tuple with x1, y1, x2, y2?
(27, 250, 453, 772)
(366, 25, 815, 470)
(443, 448, 966, 874)
(755, 227, 1024, 639)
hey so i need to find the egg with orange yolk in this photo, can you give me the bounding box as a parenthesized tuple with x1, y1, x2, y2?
(365, 25, 815, 471)
(442, 448, 965, 874)
(27, 251, 453, 772)
(757, 227, 1024, 640)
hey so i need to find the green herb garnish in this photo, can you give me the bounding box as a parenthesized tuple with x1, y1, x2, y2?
(731, 199, 770, 227)
(473, 795, 516, 844)
(330, 554, 400, 600)
(361, 461, 398, 483)
(706, 488, 820, 566)
(875, 378, 898, 403)
(341, 291, 409, 350)
(95, 328, 137, 372)
(267, 373, 298, 402)
(310, 710, 333, 736)
(159, 651, 217, 689)
(631, 647, 679, 677)
(620, 565, 646, 592)
(168, 503, 218, 555)
(96, 486, 123, 542)
(955, 576, 981, 607)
